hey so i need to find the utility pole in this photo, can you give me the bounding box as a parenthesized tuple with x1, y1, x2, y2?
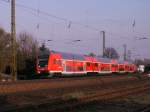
(123, 44, 127, 61)
(11, 0, 17, 80)
(127, 50, 131, 61)
(101, 31, 105, 57)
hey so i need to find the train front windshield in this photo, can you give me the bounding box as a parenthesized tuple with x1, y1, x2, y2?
(38, 55, 49, 67)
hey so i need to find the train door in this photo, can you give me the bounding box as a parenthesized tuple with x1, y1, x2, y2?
(73, 61, 84, 74)
(93, 63, 99, 72)
(119, 64, 125, 73)
(49, 53, 63, 73)
(100, 63, 111, 73)
(111, 64, 118, 72)
(125, 65, 129, 72)
(86, 62, 93, 72)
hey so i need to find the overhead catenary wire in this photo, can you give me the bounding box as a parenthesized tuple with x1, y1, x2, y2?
(0, 0, 136, 57)
(0, 0, 101, 32)
(1, 0, 150, 39)
(2, 0, 147, 41)
(1, 0, 150, 60)
(36, 0, 40, 37)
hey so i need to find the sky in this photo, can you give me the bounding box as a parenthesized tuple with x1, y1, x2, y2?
(0, 0, 150, 60)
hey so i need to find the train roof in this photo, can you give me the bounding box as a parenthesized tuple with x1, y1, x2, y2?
(96, 56, 111, 63)
(51, 51, 85, 61)
(118, 60, 135, 64)
(50, 50, 135, 65)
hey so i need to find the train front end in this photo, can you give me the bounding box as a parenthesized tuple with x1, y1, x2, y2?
(36, 53, 49, 76)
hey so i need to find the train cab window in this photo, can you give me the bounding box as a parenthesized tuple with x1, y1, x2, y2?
(38, 54, 49, 67)
(39, 59, 48, 67)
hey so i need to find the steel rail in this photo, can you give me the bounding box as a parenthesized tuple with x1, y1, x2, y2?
(1, 78, 150, 112)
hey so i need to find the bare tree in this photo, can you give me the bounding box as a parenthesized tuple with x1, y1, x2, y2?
(0, 28, 39, 79)
(17, 31, 38, 78)
(17, 32, 38, 58)
(0, 27, 11, 75)
(88, 52, 96, 57)
(104, 47, 119, 59)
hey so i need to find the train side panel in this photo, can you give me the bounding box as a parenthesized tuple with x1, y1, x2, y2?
(118, 64, 125, 73)
(48, 52, 63, 74)
(36, 50, 137, 77)
(100, 63, 112, 74)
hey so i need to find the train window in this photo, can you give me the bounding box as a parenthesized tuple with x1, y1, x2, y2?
(119, 68, 124, 71)
(103, 67, 109, 71)
(130, 67, 132, 70)
(39, 59, 48, 67)
(112, 64, 117, 67)
(78, 66, 83, 71)
(57, 60, 62, 65)
(53, 59, 56, 64)
(66, 65, 72, 71)
(112, 64, 115, 67)
(87, 62, 90, 66)
(95, 63, 98, 67)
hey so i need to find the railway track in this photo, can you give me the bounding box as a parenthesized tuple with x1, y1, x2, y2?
(2, 81, 150, 112)
(140, 107, 150, 112)
(53, 83, 150, 112)
(0, 75, 150, 112)
(0, 74, 142, 95)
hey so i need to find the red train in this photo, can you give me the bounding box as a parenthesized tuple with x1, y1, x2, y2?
(36, 51, 136, 77)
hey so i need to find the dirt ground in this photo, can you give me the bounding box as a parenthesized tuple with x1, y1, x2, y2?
(0, 75, 150, 112)
(67, 91, 150, 112)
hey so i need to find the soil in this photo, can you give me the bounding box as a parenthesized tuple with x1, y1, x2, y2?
(67, 91, 150, 112)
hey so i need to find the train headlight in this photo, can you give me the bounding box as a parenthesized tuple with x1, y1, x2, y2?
(37, 71, 41, 74)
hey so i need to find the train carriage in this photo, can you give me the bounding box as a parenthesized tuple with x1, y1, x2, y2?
(96, 57, 112, 74)
(125, 62, 133, 73)
(118, 61, 125, 73)
(85, 56, 99, 73)
(60, 52, 86, 75)
(111, 59, 119, 73)
(37, 51, 87, 76)
(129, 64, 136, 73)
(36, 50, 137, 77)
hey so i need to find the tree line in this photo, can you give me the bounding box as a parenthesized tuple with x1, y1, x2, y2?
(0, 27, 38, 79)
(0, 26, 121, 79)
(1, 26, 149, 79)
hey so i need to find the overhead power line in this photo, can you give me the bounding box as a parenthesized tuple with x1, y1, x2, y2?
(1, 0, 150, 39)
(0, 0, 100, 32)
(16, 3, 100, 31)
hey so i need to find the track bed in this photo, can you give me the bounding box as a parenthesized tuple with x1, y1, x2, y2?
(0, 74, 150, 112)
